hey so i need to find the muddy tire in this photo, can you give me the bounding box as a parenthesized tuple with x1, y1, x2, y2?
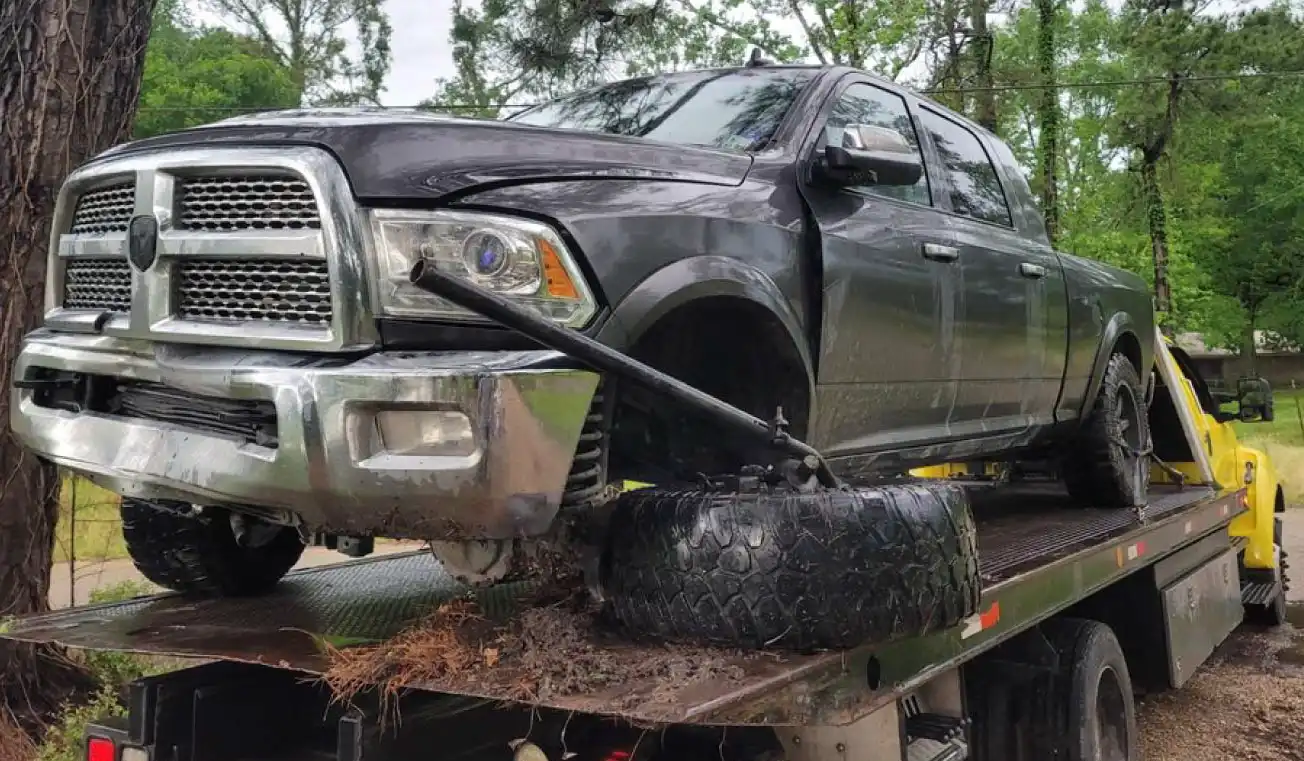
(1063, 352, 1151, 508)
(121, 499, 304, 597)
(601, 481, 981, 651)
(975, 618, 1137, 760)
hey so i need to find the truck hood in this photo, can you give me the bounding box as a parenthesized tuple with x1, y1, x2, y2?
(98, 109, 754, 201)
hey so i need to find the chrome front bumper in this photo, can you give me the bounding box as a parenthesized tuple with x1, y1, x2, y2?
(11, 330, 599, 539)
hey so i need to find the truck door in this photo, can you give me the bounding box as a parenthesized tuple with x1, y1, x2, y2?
(797, 78, 963, 461)
(913, 107, 1063, 437)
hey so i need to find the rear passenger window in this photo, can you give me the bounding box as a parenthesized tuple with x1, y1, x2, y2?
(819, 83, 930, 207)
(917, 110, 1012, 227)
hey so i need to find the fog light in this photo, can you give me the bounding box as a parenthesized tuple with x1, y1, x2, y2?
(375, 410, 475, 457)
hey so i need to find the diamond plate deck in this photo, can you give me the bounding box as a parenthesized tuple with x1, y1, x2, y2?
(2, 483, 1226, 727)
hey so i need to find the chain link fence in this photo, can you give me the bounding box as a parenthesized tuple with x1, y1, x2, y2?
(53, 474, 135, 609)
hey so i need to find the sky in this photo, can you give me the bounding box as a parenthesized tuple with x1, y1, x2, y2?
(384, 0, 460, 106)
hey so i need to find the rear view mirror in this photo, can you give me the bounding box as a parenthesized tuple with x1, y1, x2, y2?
(1235, 375, 1275, 423)
(820, 124, 923, 188)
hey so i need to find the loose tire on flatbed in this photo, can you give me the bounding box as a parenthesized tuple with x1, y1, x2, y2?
(121, 499, 305, 597)
(601, 481, 981, 651)
(1063, 351, 1152, 508)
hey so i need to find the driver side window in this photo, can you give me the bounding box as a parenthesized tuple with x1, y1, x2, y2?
(820, 83, 931, 206)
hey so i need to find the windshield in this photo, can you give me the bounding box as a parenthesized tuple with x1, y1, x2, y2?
(507, 68, 818, 153)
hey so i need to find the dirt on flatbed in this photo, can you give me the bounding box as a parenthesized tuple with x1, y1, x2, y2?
(323, 589, 758, 719)
(1139, 615, 1304, 760)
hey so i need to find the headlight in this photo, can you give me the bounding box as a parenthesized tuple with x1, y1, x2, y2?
(368, 209, 597, 328)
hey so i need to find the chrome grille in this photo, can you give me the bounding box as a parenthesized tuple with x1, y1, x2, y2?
(177, 259, 333, 325)
(176, 174, 321, 231)
(69, 182, 136, 235)
(63, 258, 132, 312)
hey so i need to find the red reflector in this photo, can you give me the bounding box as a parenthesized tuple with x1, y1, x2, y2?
(604, 752, 632, 761)
(87, 737, 115, 761)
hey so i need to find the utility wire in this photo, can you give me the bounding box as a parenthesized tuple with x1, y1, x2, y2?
(132, 68, 1304, 113)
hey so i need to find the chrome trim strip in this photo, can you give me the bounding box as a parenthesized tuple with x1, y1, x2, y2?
(47, 147, 377, 352)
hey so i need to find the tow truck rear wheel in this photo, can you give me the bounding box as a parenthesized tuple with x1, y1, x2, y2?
(121, 498, 305, 597)
(1063, 352, 1151, 508)
(972, 618, 1137, 761)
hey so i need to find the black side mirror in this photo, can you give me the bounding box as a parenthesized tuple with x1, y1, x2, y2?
(819, 124, 923, 188)
(1235, 375, 1275, 423)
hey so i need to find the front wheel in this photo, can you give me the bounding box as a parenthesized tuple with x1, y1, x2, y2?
(121, 499, 305, 597)
(1062, 352, 1151, 508)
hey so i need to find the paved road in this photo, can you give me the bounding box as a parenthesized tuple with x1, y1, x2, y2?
(48, 540, 425, 608)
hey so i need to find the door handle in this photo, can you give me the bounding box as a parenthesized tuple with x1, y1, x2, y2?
(1019, 262, 1047, 279)
(922, 243, 960, 262)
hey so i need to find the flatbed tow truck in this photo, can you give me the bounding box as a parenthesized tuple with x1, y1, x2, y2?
(2, 328, 1289, 761)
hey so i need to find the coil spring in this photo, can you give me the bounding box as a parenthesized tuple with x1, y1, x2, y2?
(562, 378, 609, 509)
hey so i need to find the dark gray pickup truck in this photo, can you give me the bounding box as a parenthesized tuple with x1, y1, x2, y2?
(11, 64, 1154, 627)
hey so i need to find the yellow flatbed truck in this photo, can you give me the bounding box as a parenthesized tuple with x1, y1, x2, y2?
(2, 329, 1287, 761)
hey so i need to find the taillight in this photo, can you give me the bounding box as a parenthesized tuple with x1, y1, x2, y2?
(86, 737, 115, 761)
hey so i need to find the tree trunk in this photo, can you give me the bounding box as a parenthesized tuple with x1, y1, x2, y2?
(969, 0, 996, 132)
(0, 0, 155, 729)
(1240, 313, 1258, 376)
(1139, 158, 1172, 330)
(1034, 0, 1060, 245)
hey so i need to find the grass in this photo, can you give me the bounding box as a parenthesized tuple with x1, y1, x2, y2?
(54, 476, 125, 564)
(1229, 388, 1304, 504)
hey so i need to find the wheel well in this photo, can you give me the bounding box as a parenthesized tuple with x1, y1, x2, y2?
(1114, 330, 1142, 375)
(608, 296, 812, 482)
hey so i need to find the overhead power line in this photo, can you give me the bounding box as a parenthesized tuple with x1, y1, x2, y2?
(132, 68, 1304, 113)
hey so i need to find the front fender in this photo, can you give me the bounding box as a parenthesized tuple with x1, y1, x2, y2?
(1079, 311, 1138, 418)
(1230, 445, 1281, 570)
(595, 255, 816, 386)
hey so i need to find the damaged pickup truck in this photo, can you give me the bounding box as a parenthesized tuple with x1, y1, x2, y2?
(11, 63, 1154, 650)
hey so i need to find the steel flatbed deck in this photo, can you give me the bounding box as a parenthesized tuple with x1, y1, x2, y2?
(4, 482, 1244, 728)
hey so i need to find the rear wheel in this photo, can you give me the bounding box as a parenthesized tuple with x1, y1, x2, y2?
(121, 499, 304, 597)
(971, 618, 1137, 761)
(1063, 352, 1150, 508)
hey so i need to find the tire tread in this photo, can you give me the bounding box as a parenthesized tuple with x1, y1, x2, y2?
(604, 481, 981, 651)
(121, 499, 304, 597)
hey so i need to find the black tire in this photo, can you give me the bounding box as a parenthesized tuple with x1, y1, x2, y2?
(121, 499, 305, 597)
(601, 481, 981, 651)
(1063, 352, 1151, 508)
(1027, 619, 1138, 761)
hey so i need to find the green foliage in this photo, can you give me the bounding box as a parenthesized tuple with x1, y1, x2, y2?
(77, 581, 163, 688)
(423, 1, 942, 116)
(36, 688, 123, 761)
(199, 0, 392, 105)
(135, 0, 299, 137)
(31, 580, 167, 761)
